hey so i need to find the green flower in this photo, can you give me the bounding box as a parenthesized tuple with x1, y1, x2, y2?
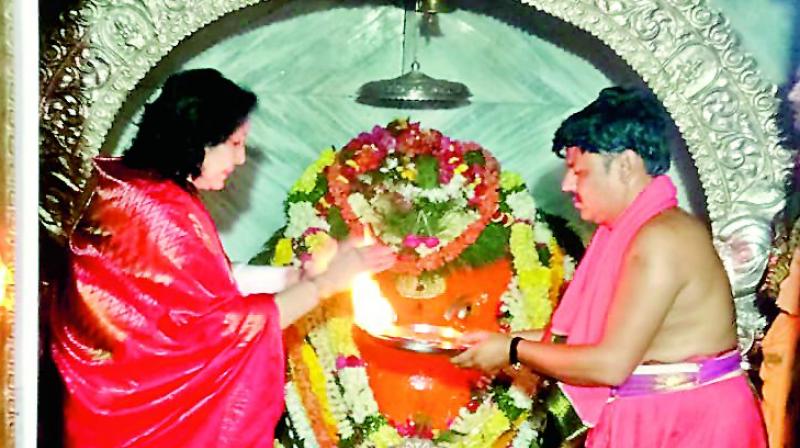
(500, 171, 524, 191)
(291, 147, 336, 194)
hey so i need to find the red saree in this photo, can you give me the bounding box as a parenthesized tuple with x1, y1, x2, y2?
(51, 158, 284, 447)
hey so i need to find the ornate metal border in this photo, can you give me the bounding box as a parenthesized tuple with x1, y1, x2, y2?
(40, 0, 794, 345)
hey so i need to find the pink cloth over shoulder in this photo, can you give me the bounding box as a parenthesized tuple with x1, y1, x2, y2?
(550, 175, 678, 426)
(586, 375, 767, 447)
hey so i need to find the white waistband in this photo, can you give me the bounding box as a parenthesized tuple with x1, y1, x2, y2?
(631, 362, 701, 375)
(631, 359, 747, 375)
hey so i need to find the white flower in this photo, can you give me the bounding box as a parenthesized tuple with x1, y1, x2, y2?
(438, 210, 480, 243)
(504, 289, 533, 333)
(449, 399, 495, 434)
(348, 193, 380, 224)
(445, 399, 510, 447)
(414, 244, 438, 256)
(391, 174, 466, 204)
(339, 367, 380, 424)
(385, 156, 399, 170)
(511, 420, 537, 448)
(308, 327, 354, 439)
(563, 255, 576, 280)
(507, 384, 533, 410)
(444, 174, 467, 195)
(506, 191, 537, 222)
(285, 382, 321, 448)
(533, 223, 553, 245)
(286, 201, 330, 239)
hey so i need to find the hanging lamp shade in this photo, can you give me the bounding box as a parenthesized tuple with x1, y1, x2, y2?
(356, 62, 471, 109)
(355, 1, 469, 109)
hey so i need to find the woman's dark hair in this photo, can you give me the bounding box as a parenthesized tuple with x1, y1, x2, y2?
(122, 68, 257, 189)
(552, 86, 671, 175)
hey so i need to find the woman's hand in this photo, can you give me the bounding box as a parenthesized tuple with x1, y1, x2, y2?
(311, 238, 396, 297)
(302, 235, 338, 278)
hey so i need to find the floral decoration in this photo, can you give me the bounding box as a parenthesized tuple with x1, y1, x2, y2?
(258, 120, 577, 447)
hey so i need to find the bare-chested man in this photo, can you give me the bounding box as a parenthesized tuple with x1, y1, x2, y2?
(452, 87, 766, 447)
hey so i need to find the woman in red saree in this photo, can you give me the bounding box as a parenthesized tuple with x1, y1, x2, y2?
(50, 69, 395, 447)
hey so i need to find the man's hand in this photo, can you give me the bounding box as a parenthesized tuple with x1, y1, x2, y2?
(451, 332, 512, 373)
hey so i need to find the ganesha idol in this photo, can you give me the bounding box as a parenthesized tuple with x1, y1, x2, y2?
(259, 120, 575, 446)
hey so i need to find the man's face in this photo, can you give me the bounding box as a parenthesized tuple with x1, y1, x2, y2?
(561, 146, 626, 225)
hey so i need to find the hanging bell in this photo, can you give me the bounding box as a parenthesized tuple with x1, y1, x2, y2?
(419, 11, 443, 37)
(415, 0, 453, 14)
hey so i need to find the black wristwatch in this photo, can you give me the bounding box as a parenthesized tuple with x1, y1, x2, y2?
(509, 336, 523, 365)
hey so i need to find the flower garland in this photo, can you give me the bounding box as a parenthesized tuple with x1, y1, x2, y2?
(324, 120, 500, 275)
(255, 120, 577, 447)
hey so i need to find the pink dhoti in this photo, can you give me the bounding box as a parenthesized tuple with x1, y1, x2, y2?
(586, 351, 767, 447)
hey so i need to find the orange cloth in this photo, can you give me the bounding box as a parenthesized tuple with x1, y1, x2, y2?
(760, 248, 800, 448)
(760, 313, 800, 448)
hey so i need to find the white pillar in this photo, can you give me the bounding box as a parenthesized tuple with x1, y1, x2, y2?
(14, 0, 40, 446)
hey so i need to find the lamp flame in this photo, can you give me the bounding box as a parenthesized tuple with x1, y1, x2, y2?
(363, 225, 375, 245)
(352, 273, 396, 335)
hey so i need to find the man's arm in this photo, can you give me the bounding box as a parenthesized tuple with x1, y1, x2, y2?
(453, 223, 683, 386)
(517, 224, 683, 385)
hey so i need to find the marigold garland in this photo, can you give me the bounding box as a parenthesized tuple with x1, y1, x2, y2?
(300, 343, 340, 438)
(285, 329, 338, 447)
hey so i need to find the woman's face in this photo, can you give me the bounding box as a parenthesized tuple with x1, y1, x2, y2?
(191, 121, 250, 191)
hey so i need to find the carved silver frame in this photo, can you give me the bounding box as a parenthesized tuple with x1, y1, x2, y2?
(40, 0, 794, 346)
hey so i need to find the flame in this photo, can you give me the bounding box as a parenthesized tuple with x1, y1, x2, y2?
(351, 273, 396, 335)
(363, 225, 375, 245)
